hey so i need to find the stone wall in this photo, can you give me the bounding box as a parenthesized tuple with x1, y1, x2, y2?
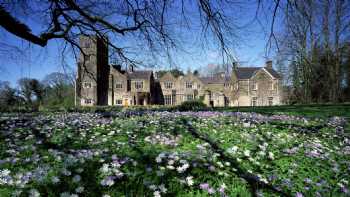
(76, 36, 282, 107)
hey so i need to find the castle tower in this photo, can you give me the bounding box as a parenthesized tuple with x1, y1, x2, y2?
(76, 35, 109, 106)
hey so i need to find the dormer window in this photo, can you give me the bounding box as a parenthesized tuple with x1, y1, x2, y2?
(83, 82, 92, 88)
(185, 81, 192, 89)
(164, 81, 173, 89)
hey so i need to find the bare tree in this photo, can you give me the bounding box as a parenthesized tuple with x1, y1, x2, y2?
(0, 0, 240, 69)
(266, 0, 350, 103)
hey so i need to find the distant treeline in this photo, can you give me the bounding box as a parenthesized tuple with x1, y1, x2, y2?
(0, 72, 75, 111)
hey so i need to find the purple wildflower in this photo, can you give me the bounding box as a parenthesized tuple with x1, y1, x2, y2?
(199, 183, 209, 190)
(207, 187, 215, 194)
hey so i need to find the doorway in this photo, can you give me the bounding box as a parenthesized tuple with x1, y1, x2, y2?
(209, 101, 214, 107)
(123, 99, 129, 106)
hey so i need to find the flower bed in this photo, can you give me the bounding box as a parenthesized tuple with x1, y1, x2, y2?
(0, 111, 349, 196)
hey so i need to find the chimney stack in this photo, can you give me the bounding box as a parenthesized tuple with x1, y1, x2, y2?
(265, 60, 272, 69)
(232, 61, 238, 70)
(113, 64, 122, 72)
(128, 64, 134, 72)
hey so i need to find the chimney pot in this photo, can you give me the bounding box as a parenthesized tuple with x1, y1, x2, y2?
(266, 60, 272, 69)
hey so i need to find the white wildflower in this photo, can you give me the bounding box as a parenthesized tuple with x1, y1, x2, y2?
(29, 189, 40, 197)
(159, 184, 167, 193)
(0, 169, 10, 176)
(75, 186, 84, 193)
(100, 164, 109, 173)
(51, 176, 60, 184)
(244, 150, 250, 157)
(186, 176, 194, 186)
(155, 156, 162, 163)
(61, 169, 71, 176)
(166, 165, 175, 170)
(153, 191, 161, 197)
(149, 184, 157, 190)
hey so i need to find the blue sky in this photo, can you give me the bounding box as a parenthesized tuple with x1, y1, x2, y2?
(0, 1, 278, 87)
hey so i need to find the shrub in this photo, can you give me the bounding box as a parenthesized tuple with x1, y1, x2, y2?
(177, 100, 207, 111)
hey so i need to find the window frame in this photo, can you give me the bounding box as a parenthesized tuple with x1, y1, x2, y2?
(185, 81, 193, 89)
(164, 81, 173, 89)
(83, 82, 92, 88)
(268, 97, 273, 106)
(84, 98, 92, 104)
(115, 82, 123, 89)
(269, 81, 274, 90)
(116, 99, 123, 105)
(186, 94, 194, 101)
(171, 90, 177, 105)
(252, 81, 258, 90)
(164, 95, 172, 105)
(251, 97, 257, 106)
(83, 41, 91, 48)
(135, 81, 144, 90)
(84, 55, 91, 62)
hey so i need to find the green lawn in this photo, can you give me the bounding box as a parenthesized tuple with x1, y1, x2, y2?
(215, 103, 350, 118)
(0, 109, 349, 197)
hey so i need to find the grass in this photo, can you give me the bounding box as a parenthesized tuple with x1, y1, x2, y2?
(216, 103, 350, 118)
(0, 105, 349, 196)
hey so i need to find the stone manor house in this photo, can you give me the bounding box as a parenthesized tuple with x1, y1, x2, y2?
(76, 35, 282, 107)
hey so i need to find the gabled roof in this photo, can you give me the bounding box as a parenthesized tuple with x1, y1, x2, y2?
(159, 72, 176, 81)
(110, 64, 126, 74)
(128, 70, 153, 80)
(234, 67, 260, 79)
(264, 67, 281, 78)
(200, 76, 230, 84)
(234, 67, 281, 79)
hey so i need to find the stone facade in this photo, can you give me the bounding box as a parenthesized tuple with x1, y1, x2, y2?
(76, 35, 282, 107)
(76, 35, 109, 106)
(230, 63, 282, 106)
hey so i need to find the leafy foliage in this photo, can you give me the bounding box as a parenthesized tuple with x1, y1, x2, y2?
(177, 100, 208, 111)
(155, 69, 185, 78)
(0, 72, 74, 112)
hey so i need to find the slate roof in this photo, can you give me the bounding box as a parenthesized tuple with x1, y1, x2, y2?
(128, 70, 153, 80)
(234, 67, 260, 79)
(110, 64, 126, 74)
(234, 67, 281, 79)
(264, 67, 281, 78)
(200, 76, 230, 84)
